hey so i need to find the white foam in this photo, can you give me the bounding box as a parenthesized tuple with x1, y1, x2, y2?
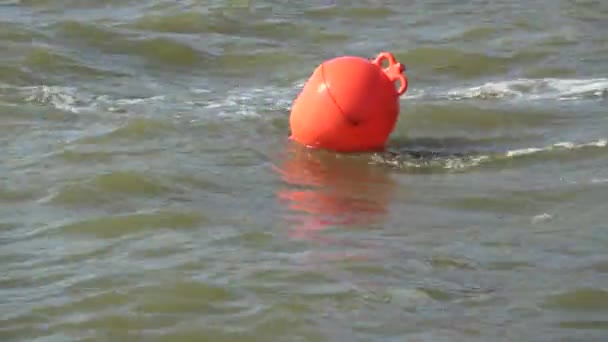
(190, 88, 212, 94)
(532, 213, 553, 224)
(4, 77, 605, 121)
(1, 81, 300, 119)
(505, 139, 607, 158)
(114, 95, 165, 106)
(377, 138, 607, 171)
(191, 81, 300, 118)
(442, 78, 608, 101)
(0, 84, 168, 114)
(443, 155, 490, 169)
(505, 147, 544, 157)
(22, 85, 91, 113)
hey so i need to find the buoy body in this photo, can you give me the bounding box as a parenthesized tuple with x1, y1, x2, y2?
(289, 52, 408, 152)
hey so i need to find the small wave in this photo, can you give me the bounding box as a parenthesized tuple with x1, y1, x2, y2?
(532, 213, 553, 224)
(113, 96, 165, 106)
(395, 47, 511, 79)
(188, 81, 300, 118)
(505, 139, 607, 157)
(5, 77, 604, 122)
(442, 78, 608, 101)
(375, 138, 607, 171)
(57, 209, 206, 239)
(21, 85, 96, 113)
(1, 81, 296, 120)
(0, 84, 165, 114)
(371, 151, 490, 171)
(0, 84, 101, 113)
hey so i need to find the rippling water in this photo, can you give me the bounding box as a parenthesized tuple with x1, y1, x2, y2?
(1, 0, 608, 341)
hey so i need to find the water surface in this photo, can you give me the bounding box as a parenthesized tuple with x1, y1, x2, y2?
(1, 0, 608, 341)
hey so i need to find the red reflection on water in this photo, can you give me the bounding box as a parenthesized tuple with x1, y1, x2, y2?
(274, 144, 395, 243)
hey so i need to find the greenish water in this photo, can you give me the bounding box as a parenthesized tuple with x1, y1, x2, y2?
(1, 0, 608, 341)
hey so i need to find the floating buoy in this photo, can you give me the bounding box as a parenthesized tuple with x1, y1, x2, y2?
(289, 52, 408, 153)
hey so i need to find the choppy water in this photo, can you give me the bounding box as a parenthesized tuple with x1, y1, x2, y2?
(1, 0, 608, 341)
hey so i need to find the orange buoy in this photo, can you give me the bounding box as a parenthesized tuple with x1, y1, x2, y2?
(289, 52, 408, 153)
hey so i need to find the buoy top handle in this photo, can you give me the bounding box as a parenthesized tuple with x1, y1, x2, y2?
(372, 52, 408, 96)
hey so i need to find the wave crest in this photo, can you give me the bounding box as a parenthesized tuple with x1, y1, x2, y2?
(440, 78, 608, 101)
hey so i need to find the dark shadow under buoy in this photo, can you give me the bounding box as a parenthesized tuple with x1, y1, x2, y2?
(367, 136, 498, 173)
